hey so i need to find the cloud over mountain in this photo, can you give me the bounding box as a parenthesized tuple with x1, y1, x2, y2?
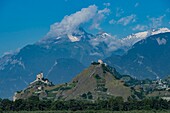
(90, 28, 170, 53)
(148, 15, 165, 28)
(47, 5, 97, 37)
(90, 8, 110, 30)
(46, 5, 110, 38)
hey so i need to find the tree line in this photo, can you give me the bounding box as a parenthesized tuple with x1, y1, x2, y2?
(0, 96, 170, 112)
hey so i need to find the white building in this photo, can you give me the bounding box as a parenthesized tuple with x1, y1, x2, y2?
(36, 72, 43, 81)
(98, 59, 103, 64)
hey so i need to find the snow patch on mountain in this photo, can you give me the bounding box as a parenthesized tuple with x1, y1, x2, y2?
(120, 28, 170, 49)
(38, 3, 170, 53)
(90, 27, 170, 52)
(67, 34, 80, 42)
(152, 28, 170, 35)
(133, 54, 144, 65)
(90, 31, 148, 52)
(121, 31, 148, 47)
(10, 59, 25, 70)
(0, 55, 25, 71)
(0, 56, 11, 70)
(156, 38, 167, 45)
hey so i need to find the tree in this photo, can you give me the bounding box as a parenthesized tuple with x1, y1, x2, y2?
(0, 99, 13, 111)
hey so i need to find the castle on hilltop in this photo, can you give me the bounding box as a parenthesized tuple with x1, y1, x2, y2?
(91, 59, 107, 66)
(13, 72, 53, 101)
(30, 72, 51, 85)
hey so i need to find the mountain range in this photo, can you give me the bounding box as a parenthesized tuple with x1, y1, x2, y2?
(105, 32, 170, 79)
(0, 27, 170, 98)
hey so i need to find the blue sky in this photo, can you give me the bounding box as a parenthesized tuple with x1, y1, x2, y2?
(0, 0, 170, 56)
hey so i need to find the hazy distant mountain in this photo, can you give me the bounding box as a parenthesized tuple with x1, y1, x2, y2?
(0, 27, 170, 98)
(105, 32, 170, 79)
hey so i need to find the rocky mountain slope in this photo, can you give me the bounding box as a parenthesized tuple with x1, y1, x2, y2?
(0, 27, 170, 99)
(105, 32, 170, 79)
(0, 28, 97, 98)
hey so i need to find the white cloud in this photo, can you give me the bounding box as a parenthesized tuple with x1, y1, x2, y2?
(109, 14, 136, 26)
(116, 8, 124, 17)
(109, 19, 116, 24)
(117, 14, 136, 26)
(166, 8, 170, 13)
(98, 7, 110, 14)
(148, 15, 165, 28)
(135, 3, 139, 7)
(46, 5, 97, 37)
(103, 3, 111, 7)
(133, 15, 165, 31)
(132, 24, 148, 31)
(46, 5, 110, 37)
(90, 33, 122, 52)
(90, 8, 110, 30)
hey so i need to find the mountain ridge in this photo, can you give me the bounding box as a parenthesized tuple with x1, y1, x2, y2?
(13, 61, 170, 101)
(105, 32, 170, 79)
(0, 27, 170, 98)
(13, 61, 132, 101)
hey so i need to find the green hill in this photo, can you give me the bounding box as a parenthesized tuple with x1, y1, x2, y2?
(14, 61, 170, 102)
(14, 61, 134, 101)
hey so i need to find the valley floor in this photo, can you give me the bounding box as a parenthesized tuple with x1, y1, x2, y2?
(3, 110, 170, 113)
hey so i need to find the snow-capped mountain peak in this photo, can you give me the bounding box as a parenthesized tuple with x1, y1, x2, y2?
(151, 28, 170, 35)
(40, 27, 93, 44)
(100, 32, 112, 37)
(67, 34, 80, 42)
(123, 31, 148, 43)
(120, 27, 170, 49)
(40, 27, 170, 52)
(0, 26, 170, 98)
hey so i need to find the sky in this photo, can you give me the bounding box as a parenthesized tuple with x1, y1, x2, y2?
(0, 0, 170, 56)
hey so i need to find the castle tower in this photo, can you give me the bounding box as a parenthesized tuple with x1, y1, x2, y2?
(36, 72, 43, 81)
(98, 59, 103, 64)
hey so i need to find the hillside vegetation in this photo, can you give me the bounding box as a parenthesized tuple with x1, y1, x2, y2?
(3, 110, 170, 113)
(14, 62, 133, 101)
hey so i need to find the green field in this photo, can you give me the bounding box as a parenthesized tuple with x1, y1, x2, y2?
(3, 110, 170, 113)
